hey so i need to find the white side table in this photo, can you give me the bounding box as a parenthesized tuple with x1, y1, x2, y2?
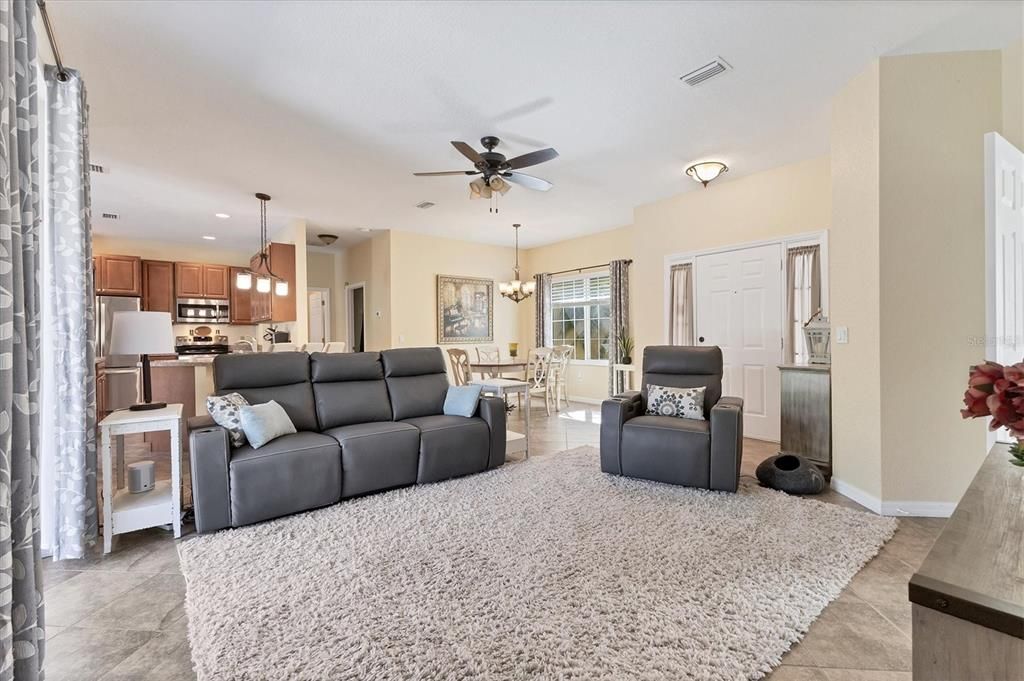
(470, 378, 530, 460)
(99, 404, 183, 553)
(612, 363, 637, 392)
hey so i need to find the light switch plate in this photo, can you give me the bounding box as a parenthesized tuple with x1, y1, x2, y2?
(836, 326, 849, 344)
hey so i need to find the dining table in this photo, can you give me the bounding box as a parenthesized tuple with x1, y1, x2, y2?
(470, 359, 529, 379)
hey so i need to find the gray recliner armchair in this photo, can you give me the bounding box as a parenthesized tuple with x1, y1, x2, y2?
(600, 346, 743, 492)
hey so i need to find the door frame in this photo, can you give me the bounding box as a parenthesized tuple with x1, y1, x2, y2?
(307, 287, 331, 344)
(346, 281, 366, 352)
(663, 229, 830, 347)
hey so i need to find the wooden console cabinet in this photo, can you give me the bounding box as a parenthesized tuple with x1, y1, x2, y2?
(778, 364, 831, 477)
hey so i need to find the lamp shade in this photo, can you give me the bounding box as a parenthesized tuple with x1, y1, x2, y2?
(108, 311, 175, 355)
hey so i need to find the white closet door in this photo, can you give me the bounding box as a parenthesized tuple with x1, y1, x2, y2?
(695, 243, 783, 442)
(986, 133, 1024, 444)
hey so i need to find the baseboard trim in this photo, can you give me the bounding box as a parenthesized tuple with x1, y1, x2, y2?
(830, 477, 955, 518)
(566, 395, 604, 405)
(830, 477, 882, 514)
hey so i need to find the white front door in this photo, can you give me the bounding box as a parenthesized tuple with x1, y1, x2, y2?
(695, 243, 783, 441)
(986, 132, 1024, 444)
(308, 290, 327, 344)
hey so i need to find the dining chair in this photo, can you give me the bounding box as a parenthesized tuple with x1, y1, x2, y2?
(271, 342, 297, 352)
(549, 345, 574, 411)
(323, 341, 347, 353)
(526, 348, 553, 416)
(447, 348, 472, 386)
(302, 342, 325, 353)
(476, 345, 501, 378)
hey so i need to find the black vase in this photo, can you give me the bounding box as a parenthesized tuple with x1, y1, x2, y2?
(621, 355, 632, 365)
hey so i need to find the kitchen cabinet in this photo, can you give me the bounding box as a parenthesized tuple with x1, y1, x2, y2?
(247, 243, 296, 323)
(175, 262, 229, 300)
(229, 266, 252, 324)
(94, 255, 141, 296)
(142, 260, 175, 313)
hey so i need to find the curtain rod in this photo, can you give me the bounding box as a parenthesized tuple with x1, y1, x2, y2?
(547, 260, 633, 277)
(36, 1, 69, 82)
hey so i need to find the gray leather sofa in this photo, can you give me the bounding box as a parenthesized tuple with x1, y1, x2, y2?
(600, 346, 744, 492)
(188, 347, 506, 533)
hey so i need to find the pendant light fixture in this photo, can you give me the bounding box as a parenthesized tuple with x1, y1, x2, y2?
(499, 223, 535, 303)
(235, 192, 288, 296)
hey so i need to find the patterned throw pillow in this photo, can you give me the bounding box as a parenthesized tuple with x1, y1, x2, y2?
(646, 384, 706, 421)
(206, 392, 250, 447)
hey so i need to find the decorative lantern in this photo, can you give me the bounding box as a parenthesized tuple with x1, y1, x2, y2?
(803, 310, 831, 365)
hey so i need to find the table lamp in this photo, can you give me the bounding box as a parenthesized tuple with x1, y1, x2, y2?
(109, 311, 175, 411)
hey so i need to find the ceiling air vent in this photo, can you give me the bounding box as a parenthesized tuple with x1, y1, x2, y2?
(100, 212, 119, 220)
(415, 201, 435, 209)
(679, 57, 732, 87)
(89, 163, 105, 173)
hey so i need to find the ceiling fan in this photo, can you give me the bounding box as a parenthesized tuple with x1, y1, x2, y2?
(414, 136, 559, 194)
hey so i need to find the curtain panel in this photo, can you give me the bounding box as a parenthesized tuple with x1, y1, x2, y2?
(0, 1, 45, 678)
(668, 263, 693, 345)
(533, 273, 551, 348)
(43, 64, 96, 561)
(607, 260, 630, 396)
(785, 245, 821, 363)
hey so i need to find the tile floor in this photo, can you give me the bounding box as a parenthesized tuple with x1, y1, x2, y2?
(43, 405, 940, 680)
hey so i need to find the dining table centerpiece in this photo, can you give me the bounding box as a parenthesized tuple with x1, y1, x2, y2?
(961, 360, 1024, 466)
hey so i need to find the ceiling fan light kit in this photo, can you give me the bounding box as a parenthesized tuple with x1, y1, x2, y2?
(415, 136, 558, 211)
(235, 192, 288, 296)
(499, 223, 536, 303)
(686, 161, 728, 187)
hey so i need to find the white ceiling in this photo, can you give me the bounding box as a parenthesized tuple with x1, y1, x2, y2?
(50, 0, 1020, 249)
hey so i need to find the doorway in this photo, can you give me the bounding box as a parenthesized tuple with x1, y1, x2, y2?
(694, 243, 784, 442)
(308, 288, 331, 344)
(347, 282, 366, 353)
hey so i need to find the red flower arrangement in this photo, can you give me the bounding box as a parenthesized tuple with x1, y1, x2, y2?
(961, 360, 1024, 466)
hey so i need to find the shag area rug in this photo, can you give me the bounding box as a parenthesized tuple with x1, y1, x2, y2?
(178, 447, 896, 680)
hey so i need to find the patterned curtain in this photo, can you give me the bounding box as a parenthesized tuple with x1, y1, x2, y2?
(607, 259, 631, 396)
(0, 1, 45, 678)
(44, 64, 96, 560)
(533, 273, 551, 348)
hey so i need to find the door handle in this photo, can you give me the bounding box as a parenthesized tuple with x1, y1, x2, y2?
(698, 336, 705, 343)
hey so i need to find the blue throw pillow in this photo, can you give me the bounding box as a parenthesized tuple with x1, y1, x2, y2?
(443, 384, 483, 418)
(239, 400, 297, 449)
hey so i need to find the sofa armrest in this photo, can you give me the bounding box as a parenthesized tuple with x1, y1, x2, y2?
(188, 414, 216, 432)
(600, 391, 643, 475)
(189, 422, 232, 533)
(477, 395, 507, 469)
(710, 396, 744, 492)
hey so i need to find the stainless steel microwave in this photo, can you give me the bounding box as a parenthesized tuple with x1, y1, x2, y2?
(176, 298, 230, 324)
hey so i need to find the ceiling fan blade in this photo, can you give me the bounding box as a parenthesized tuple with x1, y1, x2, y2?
(505, 172, 553, 192)
(413, 170, 479, 176)
(451, 141, 483, 164)
(506, 147, 559, 170)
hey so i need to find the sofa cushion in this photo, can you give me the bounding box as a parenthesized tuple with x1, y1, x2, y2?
(214, 352, 318, 432)
(402, 414, 489, 483)
(324, 421, 420, 498)
(311, 352, 392, 429)
(228, 431, 341, 527)
(239, 400, 297, 449)
(382, 348, 450, 420)
(620, 415, 711, 487)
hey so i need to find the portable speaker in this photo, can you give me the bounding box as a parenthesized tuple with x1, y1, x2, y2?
(128, 460, 156, 494)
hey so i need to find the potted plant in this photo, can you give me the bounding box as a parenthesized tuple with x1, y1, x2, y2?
(961, 360, 1024, 466)
(618, 335, 635, 365)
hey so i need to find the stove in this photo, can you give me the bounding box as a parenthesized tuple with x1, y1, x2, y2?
(175, 334, 230, 356)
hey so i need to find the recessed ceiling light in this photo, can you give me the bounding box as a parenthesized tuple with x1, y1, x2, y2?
(202, 235, 217, 240)
(215, 213, 230, 219)
(357, 227, 372, 233)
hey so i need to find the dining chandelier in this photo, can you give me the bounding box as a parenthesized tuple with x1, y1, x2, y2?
(498, 223, 535, 303)
(235, 192, 288, 296)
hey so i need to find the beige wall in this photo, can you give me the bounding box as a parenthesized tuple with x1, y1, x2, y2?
(306, 249, 344, 341)
(830, 61, 884, 502)
(1003, 41, 1023, 149)
(389, 229, 520, 380)
(877, 50, 1001, 505)
(341, 232, 391, 351)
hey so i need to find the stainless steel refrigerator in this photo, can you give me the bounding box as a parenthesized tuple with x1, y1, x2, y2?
(96, 295, 141, 411)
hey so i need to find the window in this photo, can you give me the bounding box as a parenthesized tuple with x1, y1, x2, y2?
(786, 245, 821, 364)
(549, 273, 611, 361)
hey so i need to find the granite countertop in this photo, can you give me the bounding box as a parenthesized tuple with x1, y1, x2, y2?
(150, 355, 221, 367)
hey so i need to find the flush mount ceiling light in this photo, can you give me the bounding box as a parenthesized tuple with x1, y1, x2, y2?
(235, 193, 288, 296)
(202, 235, 216, 241)
(685, 161, 728, 187)
(498, 223, 536, 304)
(215, 213, 230, 219)
(317, 233, 338, 246)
